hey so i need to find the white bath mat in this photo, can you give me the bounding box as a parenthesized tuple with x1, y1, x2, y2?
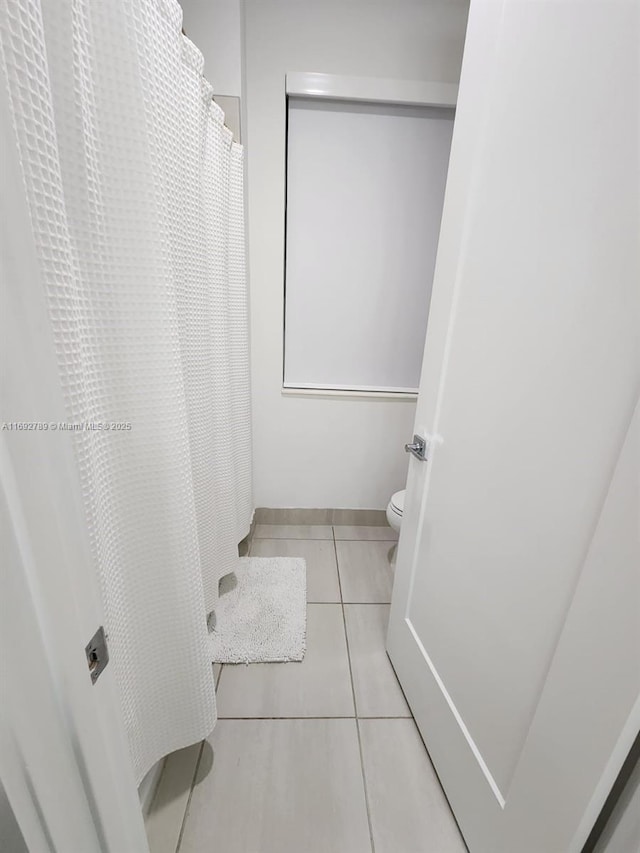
(210, 557, 306, 663)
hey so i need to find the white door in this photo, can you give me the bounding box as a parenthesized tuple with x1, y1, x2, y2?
(387, 2, 640, 852)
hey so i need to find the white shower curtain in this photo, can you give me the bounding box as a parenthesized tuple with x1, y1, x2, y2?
(1, 0, 252, 782)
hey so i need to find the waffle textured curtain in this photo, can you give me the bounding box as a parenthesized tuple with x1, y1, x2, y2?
(1, 0, 252, 781)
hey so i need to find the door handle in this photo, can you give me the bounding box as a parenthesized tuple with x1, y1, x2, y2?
(405, 435, 427, 461)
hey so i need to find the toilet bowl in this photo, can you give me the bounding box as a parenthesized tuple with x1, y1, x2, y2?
(386, 489, 405, 534)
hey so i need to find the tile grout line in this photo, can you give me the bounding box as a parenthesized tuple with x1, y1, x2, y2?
(252, 537, 397, 543)
(332, 525, 376, 853)
(216, 715, 410, 720)
(176, 647, 224, 851)
(174, 739, 205, 853)
(331, 600, 391, 605)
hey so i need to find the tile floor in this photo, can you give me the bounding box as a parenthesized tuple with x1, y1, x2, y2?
(145, 524, 467, 853)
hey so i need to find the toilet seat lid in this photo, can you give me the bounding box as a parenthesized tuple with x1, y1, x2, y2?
(390, 490, 405, 515)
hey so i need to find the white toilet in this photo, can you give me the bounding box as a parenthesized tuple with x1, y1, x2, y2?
(386, 489, 405, 534)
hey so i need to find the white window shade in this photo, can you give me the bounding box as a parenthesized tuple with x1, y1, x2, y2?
(284, 95, 454, 393)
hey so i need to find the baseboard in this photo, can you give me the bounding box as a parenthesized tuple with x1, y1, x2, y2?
(254, 507, 388, 526)
(238, 513, 257, 556)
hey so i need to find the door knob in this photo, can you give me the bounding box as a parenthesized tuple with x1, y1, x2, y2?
(404, 435, 427, 461)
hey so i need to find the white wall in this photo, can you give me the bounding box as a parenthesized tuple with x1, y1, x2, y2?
(180, 0, 242, 97)
(244, 0, 469, 508)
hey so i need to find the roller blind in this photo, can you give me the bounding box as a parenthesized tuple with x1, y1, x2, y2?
(284, 96, 454, 393)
